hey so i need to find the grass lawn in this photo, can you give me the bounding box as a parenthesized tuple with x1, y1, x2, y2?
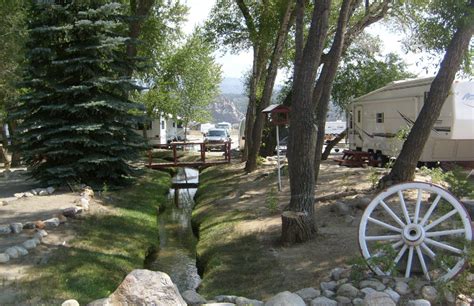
(19, 170, 170, 304)
(193, 165, 287, 300)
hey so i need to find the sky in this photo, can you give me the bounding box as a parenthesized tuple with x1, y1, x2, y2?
(183, 0, 439, 82)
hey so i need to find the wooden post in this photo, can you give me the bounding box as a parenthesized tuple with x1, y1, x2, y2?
(201, 143, 206, 163)
(173, 144, 177, 165)
(276, 125, 282, 191)
(148, 149, 152, 167)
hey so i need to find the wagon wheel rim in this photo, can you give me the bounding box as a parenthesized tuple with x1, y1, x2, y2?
(358, 182, 472, 281)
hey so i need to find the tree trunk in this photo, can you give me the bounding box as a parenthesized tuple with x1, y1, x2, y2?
(8, 120, 20, 167)
(312, 0, 354, 182)
(284, 0, 331, 244)
(321, 128, 347, 160)
(127, 0, 155, 63)
(245, 1, 295, 172)
(281, 211, 317, 245)
(379, 12, 474, 187)
(259, 124, 277, 157)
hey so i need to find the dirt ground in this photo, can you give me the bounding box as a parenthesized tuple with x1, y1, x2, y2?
(1, 153, 471, 302)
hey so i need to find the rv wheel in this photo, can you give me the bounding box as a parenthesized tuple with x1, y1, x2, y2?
(359, 182, 472, 281)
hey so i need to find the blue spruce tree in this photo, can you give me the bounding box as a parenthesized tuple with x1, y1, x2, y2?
(10, 1, 145, 186)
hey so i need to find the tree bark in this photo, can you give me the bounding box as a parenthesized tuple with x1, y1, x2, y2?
(127, 0, 155, 61)
(321, 128, 347, 160)
(245, 1, 295, 172)
(284, 0, 331, 244)
(281, 211, 316, 245)
(380, 13, 474, 187)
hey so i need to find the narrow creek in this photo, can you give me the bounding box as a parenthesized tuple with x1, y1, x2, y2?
(147, 167, 201, 292)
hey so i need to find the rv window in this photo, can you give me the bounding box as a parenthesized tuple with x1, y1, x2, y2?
(357, 110, 361, 123)
(376, 113, 384, 123)
(173, 122, 176, 128)
(161, 121, 165, 129)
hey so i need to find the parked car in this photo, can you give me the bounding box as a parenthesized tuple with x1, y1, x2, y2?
(204, 128, 231, 151)
(274, 136, 288, 154)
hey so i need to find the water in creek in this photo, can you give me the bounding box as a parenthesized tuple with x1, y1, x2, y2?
(148, 167, 201, 292)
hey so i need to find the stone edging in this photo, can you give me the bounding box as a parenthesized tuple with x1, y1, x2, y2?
(0, 187, 94, 264)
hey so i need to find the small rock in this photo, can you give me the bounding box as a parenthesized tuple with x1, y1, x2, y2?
(10, 223, 23, 234)
(383, 288, 400, 303)
(344, 215, 355, 225)
(5, 247, 20, 259)
(336, 278, 348, 286)
(0, 224, 12, 234)
(359, 279, 386, 291)
(443, 291, 455, 304)
(82, 186, 94, 198)
(80, 198, 90, 210)
(421, 286, 437, 303)
(352, 297, 364, 306)
(38, 189, 48, 196)
(23, 222, 36, 229)
(34, 232, 44, 241)
(25, 192, 35, 197)
(235, 297, 263, 306)
(23, 239, 38, 249)
(46, 186, 55, 194)
(36, 229, 48, 237)
(413, 280, 430, 295)
(363, 292, 395, 306)
(354, 196, 372, 210)
(14, 192, 25, 198)
(33, 237, 41, 245)
(57, 214, 68, 224)
(30, 189, 38, 195)
(310, 296, 337, 306)
(61, 299, 80, 306)
(406, 299, 431, 306)
(322, 290, 335, 298)
(214, 295, 238, 303)
(360, 287, 377, 297)
(295, 288, 321, 301)
(264, 291, 305, 306)
(335, 295, 351, 305)
(335, 201, 351, 216)
(35, 220, 46, 229)
(63, 207, 82, 218)
(0, 253, 10, 263)
(182, 290, 207, 305)
(395, 281, 410, 295)
(330, 267, 345, 281)
(336, 283, 359, 299)
(44, 218, 60, 228)
(14, 245, 28, 256)
(320, 281, 337, 291)
(86, 298, 112, 306)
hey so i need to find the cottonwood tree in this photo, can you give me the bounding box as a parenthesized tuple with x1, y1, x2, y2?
(380, 0, 474, 185)
(206, 0, 295, 171)
(283, 0, 397, 244)
(157, 30, 222, 140)
(10, 2, 144, 186)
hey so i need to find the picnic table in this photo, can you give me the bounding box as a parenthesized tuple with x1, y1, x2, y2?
(333, 150, 378, 167)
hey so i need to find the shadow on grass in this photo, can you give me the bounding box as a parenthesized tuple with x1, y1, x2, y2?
(12, 170, 171, 304)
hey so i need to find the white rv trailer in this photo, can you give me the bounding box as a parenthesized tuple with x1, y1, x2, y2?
(134, 114, 184, 146)
(348, 77, 474, 162)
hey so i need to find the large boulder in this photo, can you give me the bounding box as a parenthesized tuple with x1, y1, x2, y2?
(108, 269, 186, 306)
(264, 291, 305, 306)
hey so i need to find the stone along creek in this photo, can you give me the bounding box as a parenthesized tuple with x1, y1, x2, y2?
(146, 167, 201, 292)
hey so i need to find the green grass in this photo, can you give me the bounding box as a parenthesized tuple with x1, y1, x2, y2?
(193, 166, 286, 300)
(18, 170, 171, 304)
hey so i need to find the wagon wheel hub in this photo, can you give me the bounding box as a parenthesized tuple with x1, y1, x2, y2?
(402, 224, 425, 245)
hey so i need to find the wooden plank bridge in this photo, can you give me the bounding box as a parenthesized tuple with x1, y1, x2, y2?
(146, 141, 232, 169)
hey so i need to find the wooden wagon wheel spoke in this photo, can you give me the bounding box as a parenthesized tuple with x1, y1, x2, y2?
(359, 182, 472, 281)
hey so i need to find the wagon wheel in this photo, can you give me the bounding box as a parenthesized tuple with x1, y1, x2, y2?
(358, 182, 472, 281)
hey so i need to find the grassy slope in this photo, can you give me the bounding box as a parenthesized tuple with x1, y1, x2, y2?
(192, 165, 286, 300)
(21, 170, 170, 304)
